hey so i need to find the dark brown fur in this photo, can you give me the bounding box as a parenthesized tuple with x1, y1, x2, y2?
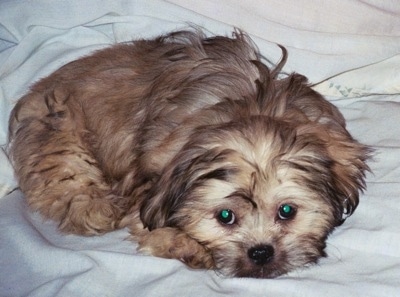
(8, 30, 371, 278)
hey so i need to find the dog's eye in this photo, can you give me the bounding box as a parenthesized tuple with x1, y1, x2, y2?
(278, 204, 296, 220)
(218, 209, 236, 225)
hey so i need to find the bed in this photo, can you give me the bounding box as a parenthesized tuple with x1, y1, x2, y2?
(0, 1, 399, 296)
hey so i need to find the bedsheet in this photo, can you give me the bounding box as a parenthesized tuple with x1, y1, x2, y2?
(1, 1, 399, 296)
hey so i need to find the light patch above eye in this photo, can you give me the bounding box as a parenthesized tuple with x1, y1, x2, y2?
(218, 209, 236, 225)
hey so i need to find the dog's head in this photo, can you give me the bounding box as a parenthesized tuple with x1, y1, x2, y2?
(140, 117, 370, 277)
(139, 44, 371, 277)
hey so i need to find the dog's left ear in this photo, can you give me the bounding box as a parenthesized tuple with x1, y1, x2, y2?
(325, 132, 372, 223)
(140, 146, 226, 230)
(280, 75, 372, 223)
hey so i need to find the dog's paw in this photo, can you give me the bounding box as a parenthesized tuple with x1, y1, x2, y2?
(137, 227, 215, 269)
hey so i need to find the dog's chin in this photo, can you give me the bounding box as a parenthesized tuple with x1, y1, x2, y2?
(216, 259, 283, 279)
(232, 263, 287, 279)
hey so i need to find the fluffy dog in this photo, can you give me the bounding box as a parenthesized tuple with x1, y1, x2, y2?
(8, 29, 371, 278)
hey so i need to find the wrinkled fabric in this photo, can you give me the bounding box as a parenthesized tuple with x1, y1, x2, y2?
(1, 1, 399, 296)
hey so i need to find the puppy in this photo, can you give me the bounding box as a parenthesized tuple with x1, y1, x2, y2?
(8, 29, 371, 278)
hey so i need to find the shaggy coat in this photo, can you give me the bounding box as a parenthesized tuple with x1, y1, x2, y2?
(8, 30, 371, 278)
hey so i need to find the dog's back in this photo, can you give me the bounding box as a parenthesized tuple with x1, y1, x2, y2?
(7, 30, 263, 234)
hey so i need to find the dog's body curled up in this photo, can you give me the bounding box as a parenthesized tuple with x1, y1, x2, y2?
(8, 29, 371, 278)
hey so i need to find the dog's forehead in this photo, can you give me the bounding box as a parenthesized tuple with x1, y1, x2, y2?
(202, 159, 287, 202)
(196, 120, 335, 209)
(205, 149, 326, 205)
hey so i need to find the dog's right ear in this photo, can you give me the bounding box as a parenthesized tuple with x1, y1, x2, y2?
(140, 146, 227, 230)
(140, 155, 195, 230)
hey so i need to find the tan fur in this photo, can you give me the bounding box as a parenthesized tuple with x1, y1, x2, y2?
(8, 29, 371, 278)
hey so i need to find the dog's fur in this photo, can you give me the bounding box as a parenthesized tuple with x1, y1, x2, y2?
(8, 30, 371, 278)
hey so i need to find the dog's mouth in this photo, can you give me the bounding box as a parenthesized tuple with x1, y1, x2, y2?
(215, 258, 287, 279)
(236, 266, 283, 279)
(233, 257, 288, 279)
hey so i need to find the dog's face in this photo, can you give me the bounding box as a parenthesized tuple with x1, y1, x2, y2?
(141, 114, 368, 278)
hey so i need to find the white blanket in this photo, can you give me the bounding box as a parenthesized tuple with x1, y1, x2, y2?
(1, 1, 399, 296)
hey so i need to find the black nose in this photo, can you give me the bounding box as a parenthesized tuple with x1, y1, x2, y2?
(247, 245, 274, 265)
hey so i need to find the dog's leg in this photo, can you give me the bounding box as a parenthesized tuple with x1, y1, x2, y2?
(137, 227, 215, 269)
(9, 91, 123, 235)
